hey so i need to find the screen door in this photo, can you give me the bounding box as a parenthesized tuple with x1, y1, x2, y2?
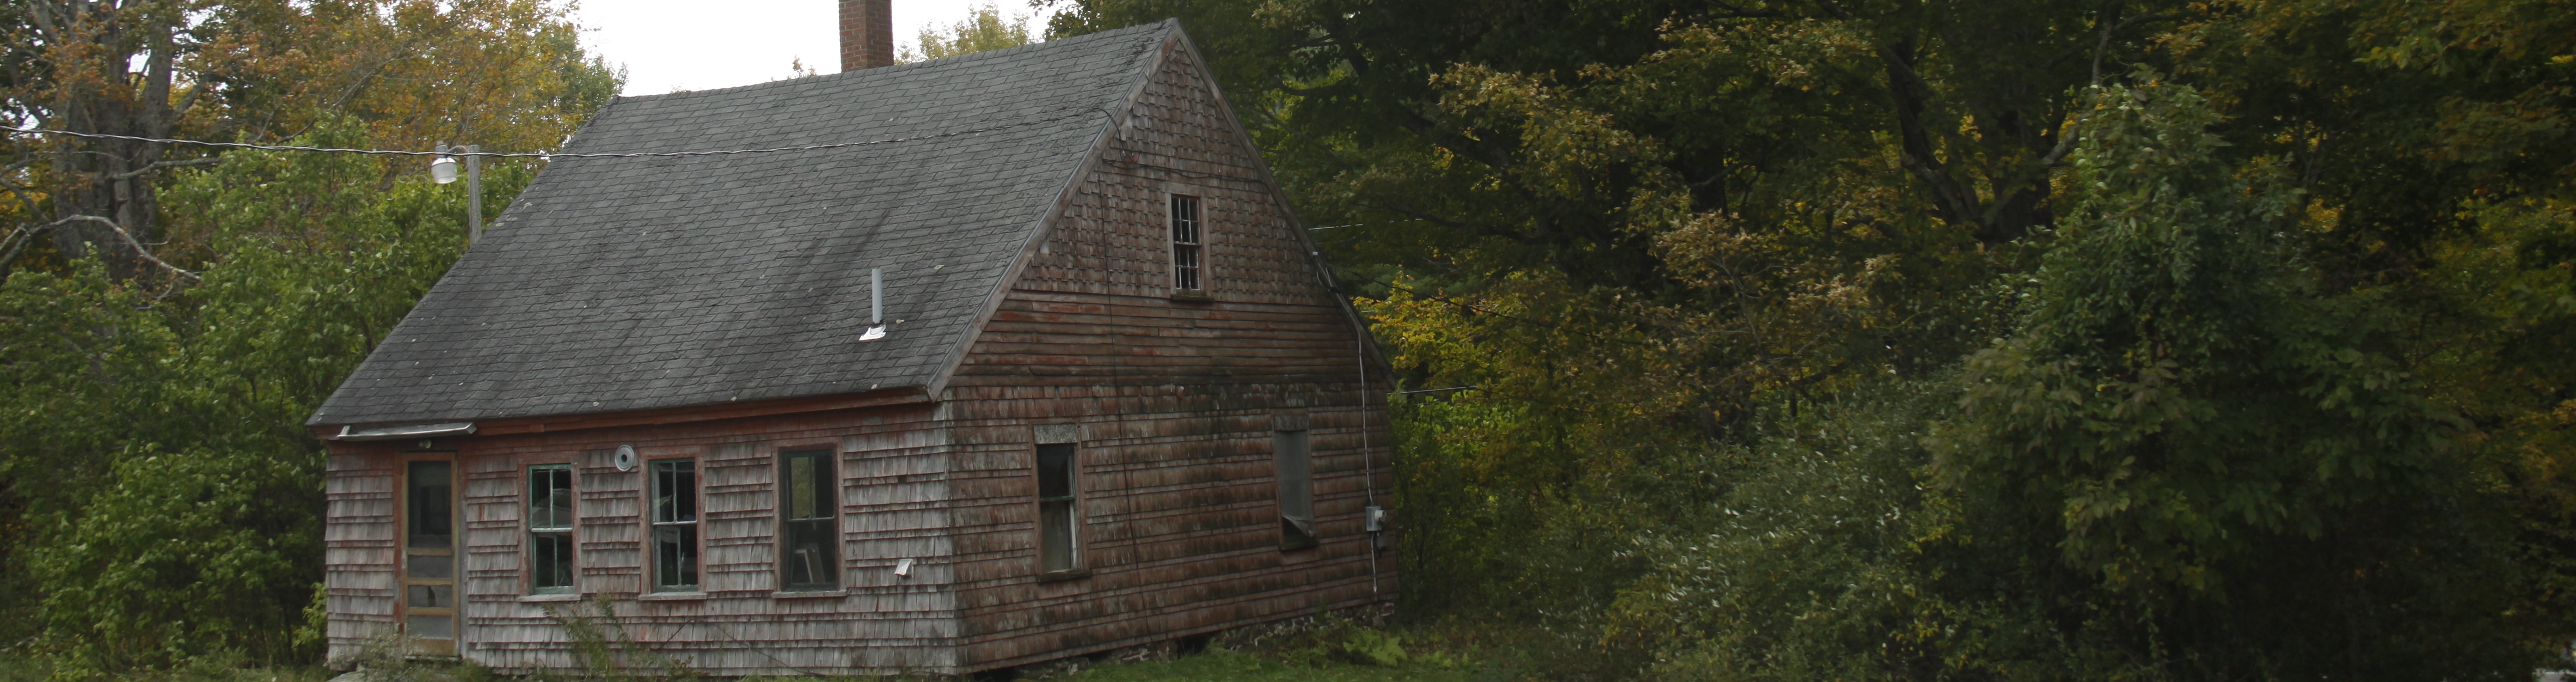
(402, 459, 458, 655)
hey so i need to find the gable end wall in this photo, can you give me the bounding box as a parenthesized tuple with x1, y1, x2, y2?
(943, 35, 1396, 671)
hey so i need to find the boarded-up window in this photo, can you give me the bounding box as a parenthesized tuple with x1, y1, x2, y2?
(527, 464, 575, 593)
(1276, 430, 1316, 549)
(1170, 194, 1202, 291)
(779, 449, 838, 590)
(650, 459, 699, 591)
(1036, 442, 1080, 573)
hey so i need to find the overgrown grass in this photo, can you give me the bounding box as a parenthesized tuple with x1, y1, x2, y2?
(1057, 612, 1605, 682)
(1058, 648, 1474, 682)
(0, 653, 331, 682)
(0, 607, 1589, 682)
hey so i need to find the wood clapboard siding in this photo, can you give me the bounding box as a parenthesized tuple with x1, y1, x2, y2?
(323, 404, 964, 675)
(941, 35, 1395, 670)
(324, 454, 399, 662)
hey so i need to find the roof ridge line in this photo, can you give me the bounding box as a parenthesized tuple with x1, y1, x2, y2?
(614, 21, 1179, 103)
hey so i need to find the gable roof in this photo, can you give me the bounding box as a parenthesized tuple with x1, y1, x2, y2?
(308, 21, 1183, 428)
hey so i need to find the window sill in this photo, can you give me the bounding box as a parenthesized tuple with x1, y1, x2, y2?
(1168, 290, 1211, 302)
(1035, 569, 1093, 583)
(517, 593, 583, 603)
(636, 591, 707, 602)
(771, 589, 848, 599)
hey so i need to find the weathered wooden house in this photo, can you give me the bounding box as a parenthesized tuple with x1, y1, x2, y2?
(306, 15, 1393, 676)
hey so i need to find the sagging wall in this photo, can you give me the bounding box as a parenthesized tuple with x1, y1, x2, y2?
(942, 35, 1396, 671)
(322, 403, 967, 675)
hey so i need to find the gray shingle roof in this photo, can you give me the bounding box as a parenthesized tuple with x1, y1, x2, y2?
(309, 21, 1176, 428)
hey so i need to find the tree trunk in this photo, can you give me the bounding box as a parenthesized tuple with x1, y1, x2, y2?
(28, 0, 182, 281)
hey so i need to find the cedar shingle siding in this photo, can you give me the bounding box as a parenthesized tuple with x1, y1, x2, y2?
(312, 21, 1392, 675)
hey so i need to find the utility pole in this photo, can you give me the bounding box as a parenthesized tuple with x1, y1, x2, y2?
(465, 144, 483, 245)
(432, 142, 484, 245)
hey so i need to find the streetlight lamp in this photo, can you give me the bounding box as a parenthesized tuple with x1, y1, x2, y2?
(429, 145, 458, 184)
(432, 141, 483, 245)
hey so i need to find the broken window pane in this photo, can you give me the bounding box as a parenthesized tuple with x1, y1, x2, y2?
(406, 584, 455, 608)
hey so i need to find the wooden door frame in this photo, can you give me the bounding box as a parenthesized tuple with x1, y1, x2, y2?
(395, 449, 462, 657)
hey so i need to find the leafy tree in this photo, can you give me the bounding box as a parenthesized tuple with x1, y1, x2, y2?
(6, 0, 199, 273)
(1057, 0, 2576, 676)
(0, 120, 529, 674)
(0, 1, 608, 672)
(901, 2, 1039, 62)
(1934, 77, 2519, 679)
(2, 0, 617, 281)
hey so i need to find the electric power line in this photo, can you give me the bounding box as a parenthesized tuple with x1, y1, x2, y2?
(2, 108, 1103, 160)
(1308, 218, 1428, 231)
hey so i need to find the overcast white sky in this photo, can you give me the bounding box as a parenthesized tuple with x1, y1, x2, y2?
(573, 1, 1062, 96)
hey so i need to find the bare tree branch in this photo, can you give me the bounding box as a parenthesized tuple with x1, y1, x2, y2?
(40, 215, 200, 282)
(2093, 13, 2177, 87)
(108, 156, 219, 180)
(1980, 9, 2182, 209)
(0, 220, 54, 272)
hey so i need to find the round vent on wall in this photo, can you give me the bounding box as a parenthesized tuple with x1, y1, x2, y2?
(614, 444, 637, 472)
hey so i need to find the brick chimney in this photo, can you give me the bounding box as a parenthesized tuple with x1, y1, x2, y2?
(840, 0, 895, 71)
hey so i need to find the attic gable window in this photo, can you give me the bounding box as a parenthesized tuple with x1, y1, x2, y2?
(1170, 194, 1203, 292)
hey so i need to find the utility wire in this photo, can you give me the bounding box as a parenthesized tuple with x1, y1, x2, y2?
(2, 109, 1100, 159)
(1308, 218, 1427, 231)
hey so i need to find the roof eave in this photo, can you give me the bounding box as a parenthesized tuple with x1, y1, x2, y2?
(312, 385, 936, 440)
(328, 422, 479, 441)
